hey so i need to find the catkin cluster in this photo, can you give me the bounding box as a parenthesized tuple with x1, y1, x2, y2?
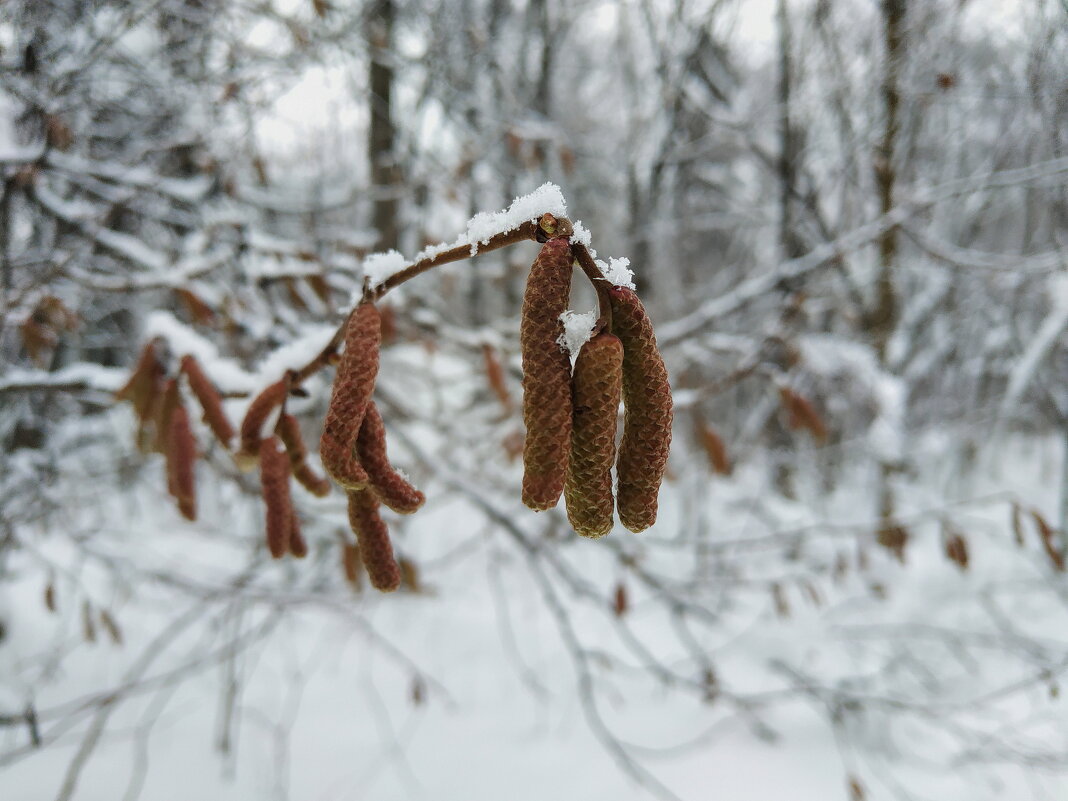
(116, 212, 674, 592)
(317, 302, 425, 591)
(519, 240, 673, 535)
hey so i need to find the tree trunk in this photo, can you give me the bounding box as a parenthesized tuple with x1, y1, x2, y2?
(367, 0, 400, 252)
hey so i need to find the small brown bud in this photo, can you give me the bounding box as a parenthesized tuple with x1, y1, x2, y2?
(876, 524, 909, 563)
(237, 380, 288, 469)
(482, 343, 512, 411)
(180, 355, 235, 448)
(520, 238, 573, 510)
(320, 303, 381, 489)
(355, 402, 425, 514)
(276, 413, 331, 497)
(346, 490, 400, 592)
(1031, 509, 1065, 571)
(259, 437, 293, 559)
(778, 387, 827, 444)
(564, 332, 623, 538)
(693, 413, 731, 475)
(609, 286, 673, 533)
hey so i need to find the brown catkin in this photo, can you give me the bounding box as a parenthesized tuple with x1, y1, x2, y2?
(166, 403, 197, 521)
(153, 377, 182, 454)
(276, 413, 331, 497)
(288, 510, 308, 558)
(346, 490, 400, 592)
(355, 402, 425, 514)
(564, 332, 623, 538)
(320, 303, 381, 489)
(180, 355, 235, 448)
(520, 237, 574, 510)
(116, 341, 165, 423)
(237, 380, 289, 469)
(609, 286, 673, 533)
(259, 437, 293, 559)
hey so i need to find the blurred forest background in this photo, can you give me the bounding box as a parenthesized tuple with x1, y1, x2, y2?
(1, 0, 1067, 799)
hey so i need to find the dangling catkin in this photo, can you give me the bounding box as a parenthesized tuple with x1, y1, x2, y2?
(355, 402, 425, 514)
(259, 437, 293, 559)
(564, 332, 623, 538)
(346, 490, 400, 592)
(320, 302, 381, 489)
(180, 355, 235, 448)
(288, 510, 308, 558)
(520, 237, 574, 510)
(116, 341, 164, 423)
(608, 286, 673, 533)
(276, 413, 331, 497)
(237, 380, 288, 469)
(166, 402, 197, 521)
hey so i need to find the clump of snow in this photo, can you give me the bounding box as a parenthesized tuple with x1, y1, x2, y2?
(362, 250, 408, 287)
(462, 182, 569, 252)
(0, 364, 127, 393)
(255, 324, 337, 383)
(558, 310, 598, 358)
(357, 184, 572, 294)
(143, 311, 256, 393)
(597, 256, 635, 289)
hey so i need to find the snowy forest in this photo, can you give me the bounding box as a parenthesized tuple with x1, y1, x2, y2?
(1, 0, 1067, 799)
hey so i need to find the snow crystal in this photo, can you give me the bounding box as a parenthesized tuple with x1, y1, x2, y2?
(558, 310, 598, 357)
(597, 256, 635, 289)
(569, 219, 593, 248)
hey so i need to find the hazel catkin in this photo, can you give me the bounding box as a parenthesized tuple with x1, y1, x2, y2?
(276, 412, 331, 497)
(346, 490, 400, 592)
(237, 379, 289, 469)
(564, 332, 623, 538)
(320, 302, 381, 489)
(166, 402, 197, 522)
(355, 402, 425, 514)
(520, 237, 574, 511)
(259, 436, 293, 559)
(609, 286, 673, 533)
(180, 354, 235, 449)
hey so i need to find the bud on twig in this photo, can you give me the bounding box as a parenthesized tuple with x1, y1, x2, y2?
(355, 402, 425, 514)
(520, 238, 574, 510)
(609, 286, 673, 532)
(346, 490, 400, 592)
(565, 332, 623, 538)
(320, 303, 381, 489)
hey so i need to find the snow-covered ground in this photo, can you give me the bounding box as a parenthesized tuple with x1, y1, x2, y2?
(2, 368, 1066, 801)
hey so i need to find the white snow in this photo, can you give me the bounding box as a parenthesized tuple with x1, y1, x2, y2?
(254, 324, 337, 382)
(142, 311, 257, 393)
(361, 249, 409, 286)
(359, 183, 572, 290)
(0, 363, 126, 393)
(597, 256, 635, 289)
(558, 309, 598, 357)
(1001, 273, 1068, 413)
